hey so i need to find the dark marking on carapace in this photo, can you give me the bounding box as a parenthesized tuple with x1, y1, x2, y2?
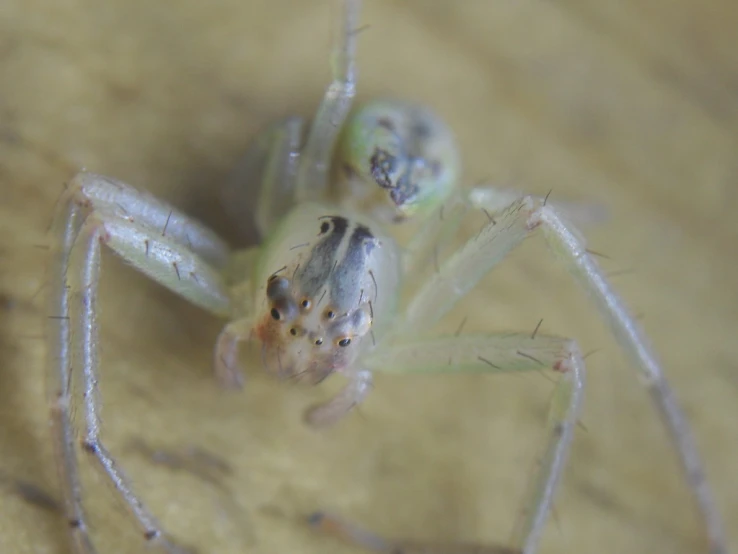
(296, 216, 349, 299)
(329, 224, 378, 311)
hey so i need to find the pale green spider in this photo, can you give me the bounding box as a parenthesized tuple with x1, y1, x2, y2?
(46, 0, 727, 553)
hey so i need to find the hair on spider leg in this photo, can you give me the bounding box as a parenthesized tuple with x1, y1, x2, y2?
(160, 209, 173, 237)
(581, 348, 601, 361)
(530, 318, 544, 340)
(516, 350, 545, 366)
(584, 248, 612, 261)
(46, 314, 70, 321)
(453, 316, 468, 337)
(477, 355, 501, 370)
(512, 348, 557, 385)
(347, 23, 371, 38)
(481, 207, 496, 225)
(605, 267, 637, 279)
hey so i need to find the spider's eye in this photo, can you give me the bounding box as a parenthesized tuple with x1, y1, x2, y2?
(325, 310, 336, 320)
(337, 338, 351, 347)
(314, 338, 323, 346)
(270, 308, 281, 321)
(301, 299, 311, 309)
(289, 328, 297, 336)
(267, 276, 290, 298)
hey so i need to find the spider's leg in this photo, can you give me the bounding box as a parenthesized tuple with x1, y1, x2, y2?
(397, 192, 726, 553)
(48, 182, 94, 554)
(524, 198, 727, 554)
(295, 0, 360, 202)
(48, 174, 237, 554)
(398, 198, 531, 334)
(403, 182, 605, 278)
(304, 367, 373, 427)
(223, 117, 304, 240)
(363, 334, 585, 554)
(308, 511, 522, 554)
(402, 191, 470, 275)
(213, 316, 255, 389)
(403, 183, 592, 277)
(468, 185, 608, 229)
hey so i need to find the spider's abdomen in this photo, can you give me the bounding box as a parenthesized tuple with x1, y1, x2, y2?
(336, 99, 460, 223)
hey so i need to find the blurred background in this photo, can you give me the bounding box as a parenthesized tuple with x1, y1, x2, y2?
(0, 0, 736, 553)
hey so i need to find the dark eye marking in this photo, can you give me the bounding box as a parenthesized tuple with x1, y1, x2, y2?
(338, 338, 351, 347)
(319, 221, 330, 234)
(389, 168, 420, 208)
(370, 148, 397, 188)
(270, 308, 281, 320)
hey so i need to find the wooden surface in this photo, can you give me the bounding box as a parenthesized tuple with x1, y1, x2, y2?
(1, 1, 737, 553)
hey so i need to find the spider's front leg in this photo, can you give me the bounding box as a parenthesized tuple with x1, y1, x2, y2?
(318, 332, 586, 554)
(396, 193, 726, 553)
(48, 172, 242, 554)
(367, 334, 585, 554)
(478, 193, 727, 554)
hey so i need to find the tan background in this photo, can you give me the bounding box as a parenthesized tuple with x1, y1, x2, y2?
(1, 0, 737, 553)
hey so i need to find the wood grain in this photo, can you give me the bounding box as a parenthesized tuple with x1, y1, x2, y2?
(0, 1, 736, 553)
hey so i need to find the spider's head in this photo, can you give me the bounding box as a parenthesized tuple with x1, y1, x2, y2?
(338, 99, 460, 223)
(253, 274, 373, 384)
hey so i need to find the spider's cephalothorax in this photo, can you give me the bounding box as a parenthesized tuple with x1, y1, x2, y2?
(252, 205, 400, 384)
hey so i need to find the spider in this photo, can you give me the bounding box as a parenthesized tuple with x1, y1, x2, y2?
(46, 0, 727, 553)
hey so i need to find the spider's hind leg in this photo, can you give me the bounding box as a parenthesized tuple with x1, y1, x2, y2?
(294, 0, 361, 203)
(48, 172, 236, 554)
